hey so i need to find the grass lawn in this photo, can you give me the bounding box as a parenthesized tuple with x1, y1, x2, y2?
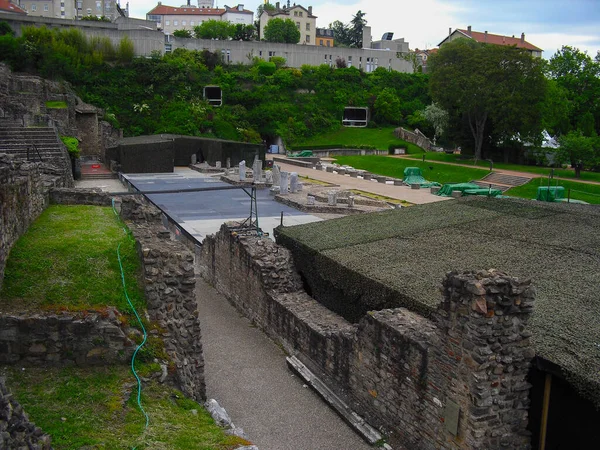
(2, 365, 250, 450)
(404, 152, 600, 183)
(505, 178, 600, 204)
(0, 205, 144, 313)
(294, 126, 422, 152)
(45, 101, 68, 109)
(333, 155, 490, 185)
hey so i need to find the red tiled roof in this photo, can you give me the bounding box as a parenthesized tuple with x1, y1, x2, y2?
(456, 29, 542, 52)
(0, 0, 26, 15)
(147, 5, 253, 16)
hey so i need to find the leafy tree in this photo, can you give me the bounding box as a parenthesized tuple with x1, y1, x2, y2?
(547, 46, 600, 136)
(173, 29, 193, 39)
(330, 20, 351, 47)
(81, 15, 111, 22)
(0, 21, 14, 36)
(116, 36, 134, 63)
(555, 131, 599, 177)
(429, 39, 546, 162)
(232, 24, 256, 41)
(263, 18, 300, 44)
(349, 10, 367, 48)
(423, 103, 449, 141)
(194, 20, 235, 40)
(269, 56, 286, 69)
(373, 88, 402, 124)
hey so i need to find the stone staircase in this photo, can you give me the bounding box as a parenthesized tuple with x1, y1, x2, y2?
(471, 172, 532, 192)
(0, 121, 69, 167)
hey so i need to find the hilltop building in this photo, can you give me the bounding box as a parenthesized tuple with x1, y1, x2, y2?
(259, 2, 316, 45)
(146, 2, 253, 34)
(439, 26, 543, 57)
(15, 0, 123, 21)
(0, 0, 26, 14)
(315, 27, 333, 47)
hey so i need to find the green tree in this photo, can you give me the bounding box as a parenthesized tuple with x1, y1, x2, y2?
(0, 21, 14, 36)
(232, 24, 256, 41)
(423, 103, 449, 141)
(547, 46, 600, 136)
(429, 39, 546, 162)
(194, 20, 235, 40)
(349, 10, 367, 48)
(330, 20, 351, 47)
(116, 36, 134, 63)
(373, 88, 402, 124)
(555, 131, 599, 177)
(173, 29, 193, 38)
(263, 18, 300, 44)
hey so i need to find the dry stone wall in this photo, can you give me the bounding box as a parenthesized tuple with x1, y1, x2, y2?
(0, 155, 48, 290)
(199, 225, 536, 449)
(119, 197, 206, 401)
(0, 377, 52, 450)
(0, 309, 136, 366)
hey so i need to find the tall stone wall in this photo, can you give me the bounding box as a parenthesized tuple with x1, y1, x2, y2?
(0, 155, 48, 290)
(199, 226, 536, 449)
(0, 309, 135, 366)
(119, 197, 206, 401)
(394, 127, 433, 151)
(0, 377, 52, 450)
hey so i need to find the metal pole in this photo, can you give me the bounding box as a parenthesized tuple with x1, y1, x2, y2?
(539, 373, 552, 450)
(568, 188, 571, 203)
(280, 211, 284, 227)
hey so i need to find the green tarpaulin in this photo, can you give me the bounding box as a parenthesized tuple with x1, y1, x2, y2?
(436, 183, 482, 197)
(536, 186, 565, 202)
(402, 167, 441, 188)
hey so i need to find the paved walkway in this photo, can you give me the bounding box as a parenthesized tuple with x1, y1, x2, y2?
(196, 277, 372, 450)
(269, 156, 449, 205)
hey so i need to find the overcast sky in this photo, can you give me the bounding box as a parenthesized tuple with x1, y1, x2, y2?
(127, 0, 600, 58)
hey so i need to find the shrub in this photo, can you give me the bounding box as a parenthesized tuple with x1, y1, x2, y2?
(61, 136, 80, 158)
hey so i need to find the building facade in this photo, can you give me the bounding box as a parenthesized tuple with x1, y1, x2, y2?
(16, 0, 121, 21)
(439, 26, 543, 57)
(259, 3, 316, 45)
(146, 2, 253, 35)
(315, 28, 333, 47)
(0, 0, 26, 14)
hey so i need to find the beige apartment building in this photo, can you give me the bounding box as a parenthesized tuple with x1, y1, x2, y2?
(259, 2, 316, 45)
(16, 0, 120, 21)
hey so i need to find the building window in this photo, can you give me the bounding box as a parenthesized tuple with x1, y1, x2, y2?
(293, 11, 297, 16)
(268, 51, 275, 57)
(190, 21, 194, 26)
(299, 11, 303, 17)
(319, 39, 323, 46)
(306, 35, 310, 43)
(43, 4, 48, 11)
(87, 8, 92, 14)
(306, 23, 310, 31)
(105, 1, 111, 10)
(165, 20, 170, 25)
(77, 1, 82, 10)
(96, 1, 101, 11)
(182, 20, 186, 25)
(327, 40, 330, 47)
(174, 20, 178, 26)
(31, 4, 37, 11)
(296, 22, 300, 29)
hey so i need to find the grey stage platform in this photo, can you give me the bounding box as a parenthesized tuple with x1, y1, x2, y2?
(122, 169, 321, 242)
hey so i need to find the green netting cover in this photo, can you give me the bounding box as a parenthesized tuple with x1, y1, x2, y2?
(436, 183, 481, 196)
(403, 167, 441, 188)
(463, 188, 503, 197)
(289, 150, 314, 158)
(536, 186, 565, 202)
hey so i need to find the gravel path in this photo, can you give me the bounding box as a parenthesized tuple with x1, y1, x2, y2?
(196, 276, 372, 450)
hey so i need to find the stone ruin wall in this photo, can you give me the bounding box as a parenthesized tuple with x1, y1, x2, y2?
(199, 226, 535, 449)
(0, 377, 52, 450)
(394, 126, 433, 151)
(0, 309, 136, 366)
(115, 196, 206, 401)
(0, 155, 48, 290)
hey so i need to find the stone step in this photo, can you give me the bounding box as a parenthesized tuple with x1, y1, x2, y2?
(81, 173, 117, 180)
(0, 139, 61, 145)
(480, 172, 531, 187)
(470, 180, 512, 192)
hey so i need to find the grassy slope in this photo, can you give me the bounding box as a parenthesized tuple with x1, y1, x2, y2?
(333, 155, 490, 185)
(2, 365, 249, 450)
(506, 178, 600, 204)
(295, 126, 422, 152)
(0, 205, 245, 448)
(404, 152, 600, 183)
(0, 205, 144, 313)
